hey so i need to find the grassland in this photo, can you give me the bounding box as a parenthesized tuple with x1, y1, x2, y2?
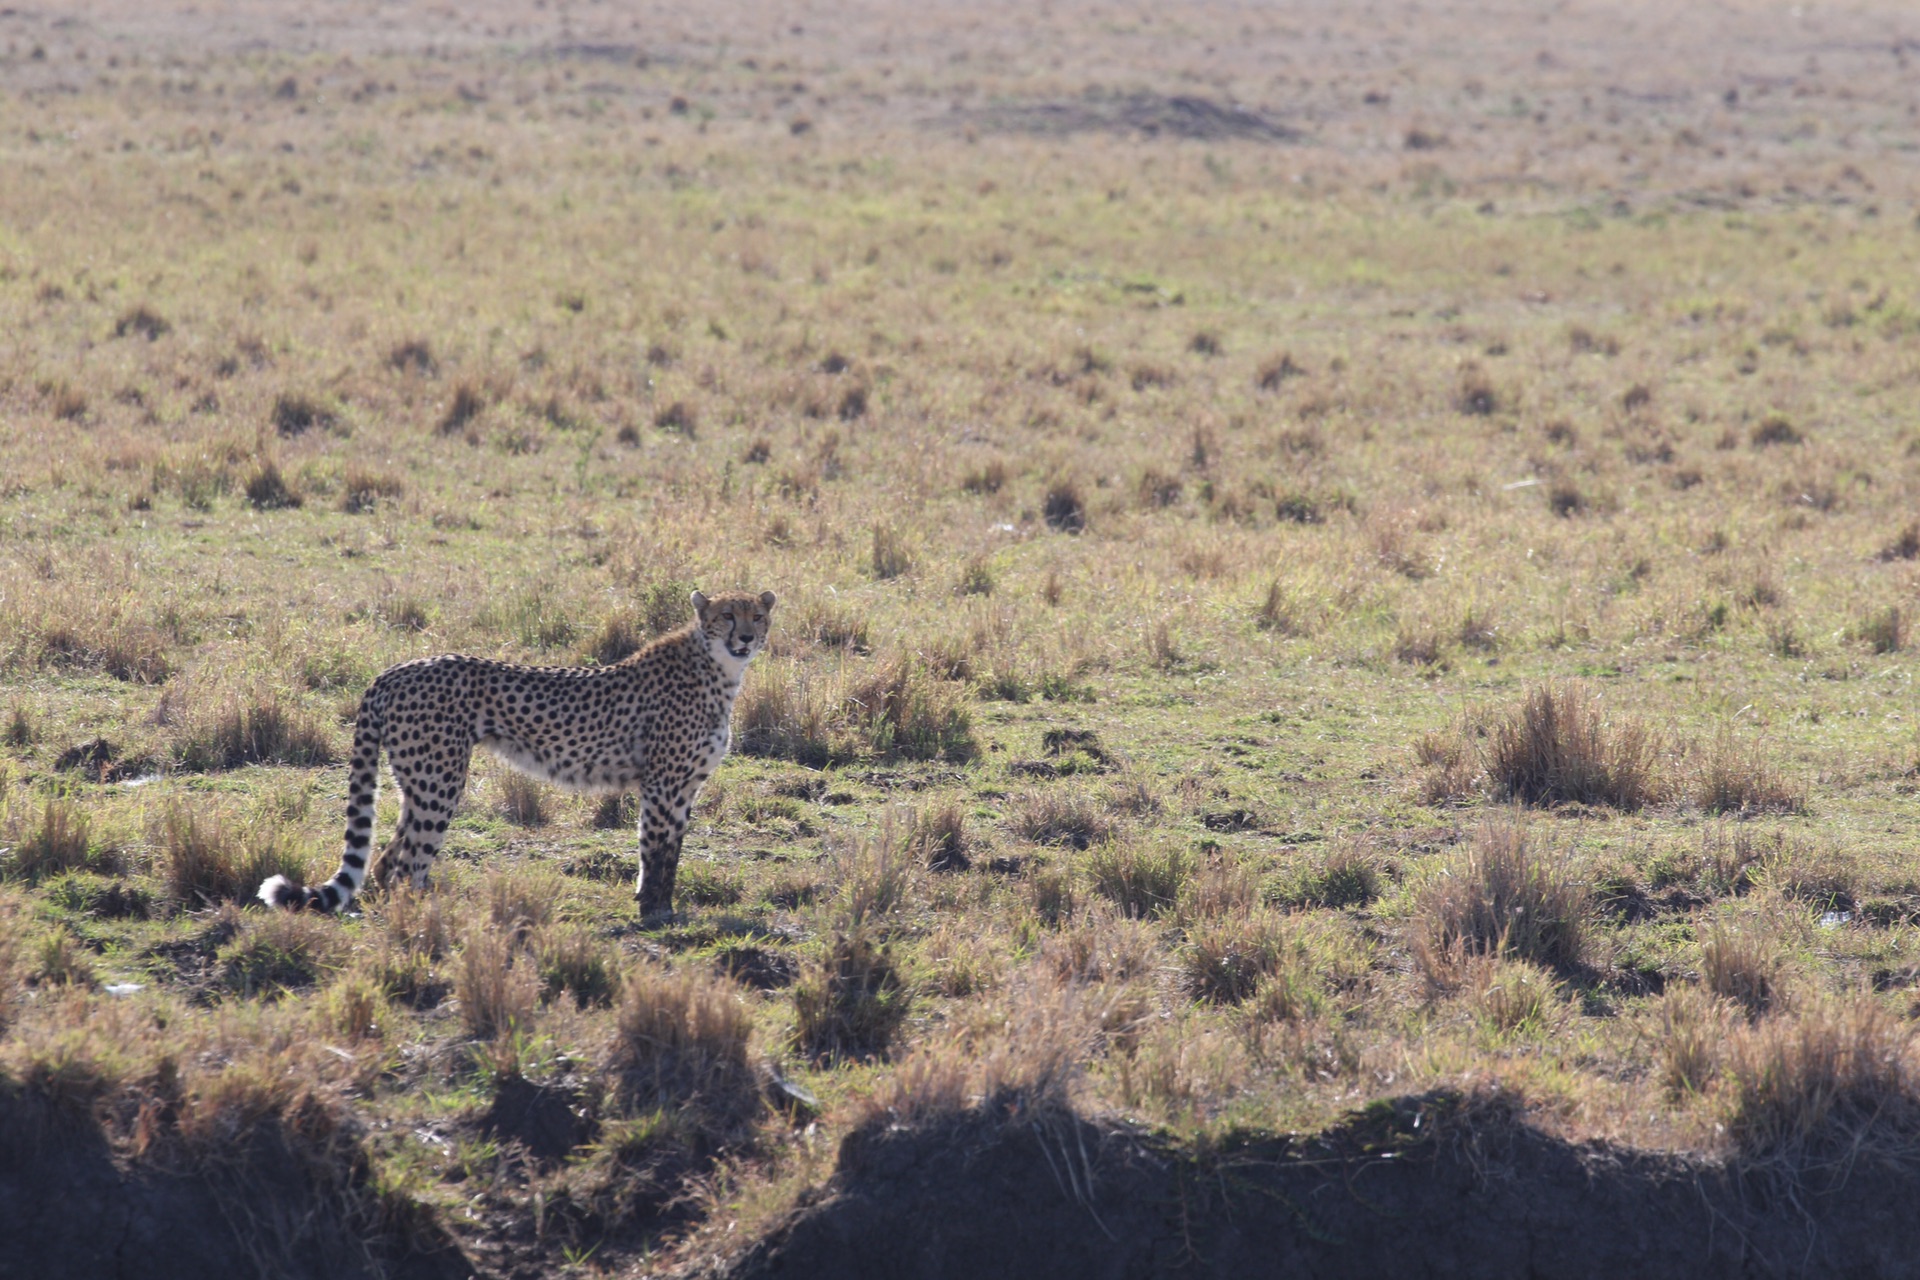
(4, 1, 1920, 1276)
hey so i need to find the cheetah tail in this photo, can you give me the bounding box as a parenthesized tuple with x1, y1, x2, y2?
(258, 692, 384, 914)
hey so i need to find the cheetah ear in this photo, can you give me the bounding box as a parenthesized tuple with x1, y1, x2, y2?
(690, 590, 709, 618)
(759, 591, 777, 610)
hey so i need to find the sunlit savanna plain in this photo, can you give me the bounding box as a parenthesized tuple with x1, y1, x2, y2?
(4, 2, 1920, 1276)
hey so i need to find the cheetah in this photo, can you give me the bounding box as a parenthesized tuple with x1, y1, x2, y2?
(259, 589, 775, 919)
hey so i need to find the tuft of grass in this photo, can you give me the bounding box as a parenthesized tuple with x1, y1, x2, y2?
(1853, 605, 1905, 655)
(455, 925, 540, 1041)
(845, 656, 977, 762)
(174, 687, 337, 771)
(218, 911, 345, 998)
(1654, 985, 1732, 1099)
(1750, 414, 1803, 447)
(1692, 729, 1806, 815)
(1179, 909, 1289, 1004)
(1086, 838, 1190, 919)
(113, 304, 170, 340)
(732, 659, 839, 767)
(1255, 352, 1305, 389)
(1462, 955, 1565, 1036)
(869, 523, 914, 579)
(270, 391, 337, 436)
(5, 799, 118, 881)
(535, 923, 623, 1009)
(1011, 791, 1113, 850)
(1456, 364, 1499, 415)
(609, 964, 760, 1136)
(1412, 821, 1588, 981)
(497, 772, 550, 827)
(32, 924, 98, 988)
(439, 381, 485, 434)
(1274, 842, 1384, 909)
(1486, 682, 1657, 809)
(1699, 923, 1778, 1016)
(1723, 997, 1920, 1163)
(1876, 522, 1920, 562)
(244, 458, 304, 510)
(1415, 717, 1481, 804)
(340, 465, 405, 514)
(654, 400, 698, 435)
(793, 925, 910, 1064)
(159, 804, 309, 905)
(910, 802, 972, 873)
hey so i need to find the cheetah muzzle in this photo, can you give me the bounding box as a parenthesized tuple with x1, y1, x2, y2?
(259, 589, 776, 920)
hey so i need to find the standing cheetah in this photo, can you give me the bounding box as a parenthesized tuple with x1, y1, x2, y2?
(259, 589, 775, 918)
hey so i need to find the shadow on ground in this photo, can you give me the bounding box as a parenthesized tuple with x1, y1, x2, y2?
(702, 1090, 1920, 1280)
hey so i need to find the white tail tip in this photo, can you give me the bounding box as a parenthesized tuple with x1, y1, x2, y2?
(257, 875, 294, 908)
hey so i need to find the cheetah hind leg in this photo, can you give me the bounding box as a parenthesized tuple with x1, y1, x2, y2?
(380, 763, 468, 893)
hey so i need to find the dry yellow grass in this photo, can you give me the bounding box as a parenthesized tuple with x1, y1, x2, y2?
(4, 0, 1920, 1271)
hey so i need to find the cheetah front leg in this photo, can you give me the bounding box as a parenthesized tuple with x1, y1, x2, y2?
(635, 781, 697, 919)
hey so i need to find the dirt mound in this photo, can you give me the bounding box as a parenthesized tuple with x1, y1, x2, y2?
(701, 1091, 1920, 1280)
(965, 92, 1301, 143)
(0, 1089, 471, 1280)
(481, 1074, 596, 1163)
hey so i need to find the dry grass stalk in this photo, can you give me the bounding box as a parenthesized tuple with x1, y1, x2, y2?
(1486, 682, 1657, 809)
(1412, 821, 1588, 984)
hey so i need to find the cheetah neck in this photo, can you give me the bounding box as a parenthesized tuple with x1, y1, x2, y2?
(697, 631, 753, 690)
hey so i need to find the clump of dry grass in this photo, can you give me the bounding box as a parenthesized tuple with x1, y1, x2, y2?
(173, 687, 337, 771)
(32, 925, 97, 988)
(1086, 838, 1190, 919)
(845, 656, 977, 763)
(158, 804, 309, 905)
(27, 599, 173, 684)
(793, 925, 910, 1063)
(1852, 605, 1905, 655)
(1699, 922, 1780, 1016)
(271, 390, 338, 436)
(1460, 954, 1566, 1036)
(1179, 909, 1291, 1004)
(1011, 790, 1113, 850)
(910, 801, 971, 872)
(1414, 717, 1480, 804)
(487, 868, 557, 943)
(218, 911, 347, 998)
(5, 798, 118, 881)
(608, 963, 760, 1147)
(831, 822, 917, 928)
(340, 464, 404, 514)
(1486, 682, 1657, 809)
(535, 923, 622, 1009)
(1412, 822, 1588, 983)
(438, 381, 485, 435)
(1272, 841, 1385, 909)
(1692, 729, 1806, 815)
(1654, 985, 1734, 1099)
(1722, 997, 1920, 1163)
(1042, 478, 1087, 533)
(455, 925, 540, 1041)
(496, 772, 550, 826)
(869, 523, 914, 579)
(244, 458, 304, 510)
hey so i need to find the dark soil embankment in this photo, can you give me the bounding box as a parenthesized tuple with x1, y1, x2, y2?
(706, 1091, 1920, 1280)
(0, 1089, 472, 1280)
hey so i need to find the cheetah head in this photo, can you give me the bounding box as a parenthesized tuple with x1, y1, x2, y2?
(693, 589, 777, 667)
